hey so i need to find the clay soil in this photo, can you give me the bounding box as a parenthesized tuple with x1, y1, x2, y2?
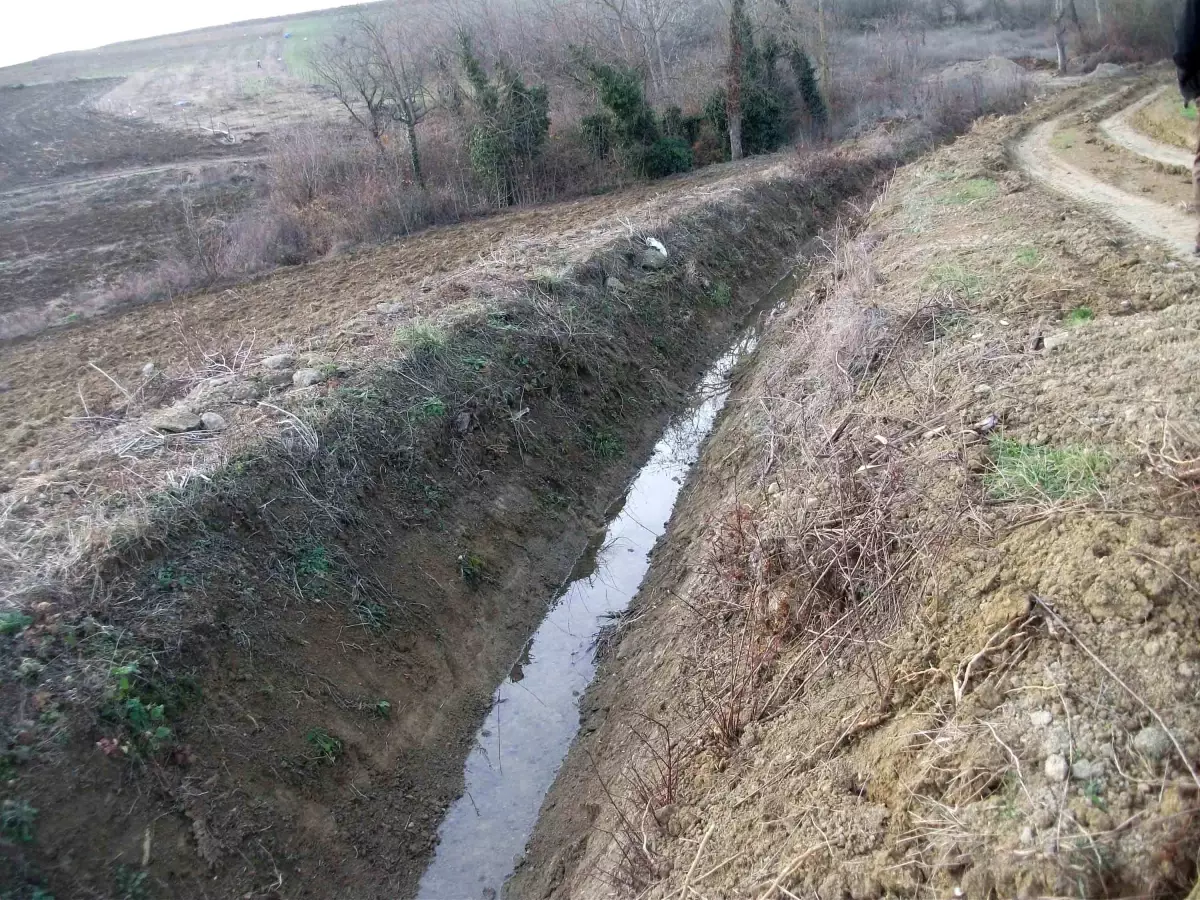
(511, 85, 1200, 900)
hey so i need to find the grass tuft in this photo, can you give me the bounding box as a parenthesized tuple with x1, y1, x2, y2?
(587, 428, 625, 460)
(940, 178, 998, 205)
(1014, 246, 1041, 267)
(984, 436, 1107, 502)
(394, 322, 448, 356)
(926, 263, 983, 299)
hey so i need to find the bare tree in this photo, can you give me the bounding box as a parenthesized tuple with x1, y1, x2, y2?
(1052, 0, 1081, 74)
(309, 11, 436, 186)
(309, 31, 390, 148)
(727, 0, 746, 160)
(594, 0, 697, 97)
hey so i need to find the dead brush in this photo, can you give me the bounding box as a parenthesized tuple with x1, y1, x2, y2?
(1143, 413, 1200, 514)
(692, 449, 928, 753)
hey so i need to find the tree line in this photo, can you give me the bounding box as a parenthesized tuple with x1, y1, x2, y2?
(307, 0, 830, 201)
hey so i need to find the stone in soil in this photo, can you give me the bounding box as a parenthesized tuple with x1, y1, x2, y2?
(151, 408, 203, 433)
(1044, 753, 1069, 782)
(640, 248, 669, 270)
(200, 412, 228, 432)
(262, 353, 295, 370)
(1132, 725, 1171, 760)
(292, 368, 326, 387)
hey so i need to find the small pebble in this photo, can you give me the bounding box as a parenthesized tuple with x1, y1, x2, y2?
(1044, 753, 1069, 783)
(1132, 725, 1171, 761)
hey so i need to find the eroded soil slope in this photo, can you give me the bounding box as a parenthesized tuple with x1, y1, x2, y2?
(513, 91, 1200, 900)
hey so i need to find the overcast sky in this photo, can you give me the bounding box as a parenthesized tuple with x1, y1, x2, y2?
(0, 0, 335, 68)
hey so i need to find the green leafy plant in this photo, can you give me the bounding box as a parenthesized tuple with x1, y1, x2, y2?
(153, 563, 192, 592)
(305, 728, 343, 764)
(789, 45, 826, 134)
(373, 699, 392, 719)
(114, 865, 149, 900)
(984, 436, 1108, 502)
(0, 799, 37, 843)
(458, 552, 487, 585)
(0, 611, 33, 636)
(1064, 306, 1095, 325)
(296, 545, 332, 578)
(645, 137, 693, 178)
(355, 600, 390, 633)
(418, 396, 447, 419)
(457, 33, 550, 206)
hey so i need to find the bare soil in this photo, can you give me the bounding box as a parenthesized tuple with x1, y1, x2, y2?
(0, 78, 264, 340)
(510, 85, 1200, 900)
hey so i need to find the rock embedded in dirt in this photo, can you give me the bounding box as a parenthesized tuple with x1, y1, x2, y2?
(151, 408, 203, 433)
(200, 412, 227, 432)
(261, 353, 295, 370)
(640, 247, 669, 270)
(260, 371, 294, 389)
(1090, 63, 1126, 79)
(1044, 332, 1070, 351)
(141, 362, 156, 377)
(292, 368, 326, 388)
(1071, 758, 1105, 780)
(1030, 709, 1053, 727)
(605, 276, 628, 294)
(1044, 753, 1069, 783)
(1132, 725, 1171, 760)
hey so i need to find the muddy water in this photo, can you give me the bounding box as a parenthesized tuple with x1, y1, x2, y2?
(416, 296, 784, 900)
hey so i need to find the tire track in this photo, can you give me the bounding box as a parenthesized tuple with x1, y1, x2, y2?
(1099, 85, 1192, 170)
(1015, 91, 1198, 261)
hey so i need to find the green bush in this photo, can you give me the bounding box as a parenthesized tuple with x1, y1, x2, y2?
(645, 137, 694, 178)
(457, 33, 550, 205)
(789, 46, 827, 134)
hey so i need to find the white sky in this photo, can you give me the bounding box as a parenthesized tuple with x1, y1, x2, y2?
(0, 1, 337, 69)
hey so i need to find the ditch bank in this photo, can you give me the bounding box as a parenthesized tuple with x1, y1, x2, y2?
(509, 96, 1200, 900)
(0, 130, 930, 899)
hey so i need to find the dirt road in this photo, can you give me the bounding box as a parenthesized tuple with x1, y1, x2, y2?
(1015, 88, 1198, 259)
(1099, 85, 1192, 169)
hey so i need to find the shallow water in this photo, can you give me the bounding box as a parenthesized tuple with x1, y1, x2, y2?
(416, 301, 780, 900)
